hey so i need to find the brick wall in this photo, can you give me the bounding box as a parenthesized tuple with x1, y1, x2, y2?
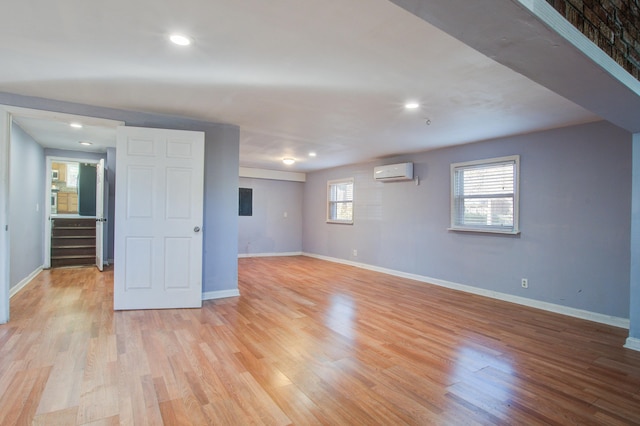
(545, 0, 640, 80)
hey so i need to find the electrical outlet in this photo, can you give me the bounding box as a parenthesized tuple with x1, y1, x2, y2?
(521, 278, 528, 288)
(352, 249, 358, 256)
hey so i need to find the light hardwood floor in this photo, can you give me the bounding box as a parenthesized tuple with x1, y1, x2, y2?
(1, 256, 640, 425)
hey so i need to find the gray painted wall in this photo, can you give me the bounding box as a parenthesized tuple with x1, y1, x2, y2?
(9, 123, 45, 288)
(630, 134, 640, 338)
(238, 178, 303, 255)
(202, 124, 240, 292)
(1, 92, 240, 294)
(303, 120, 632, 318)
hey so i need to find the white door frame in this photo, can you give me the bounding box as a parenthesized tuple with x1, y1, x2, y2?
(45, 156, 102, 269)
(0, 104, 122, 324)
(0, 111, 10, 324)
(95, 159, 105, 271)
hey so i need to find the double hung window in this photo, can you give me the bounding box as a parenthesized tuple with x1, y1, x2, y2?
(450, 155, 519, 234)
(327, 178, 354, 224)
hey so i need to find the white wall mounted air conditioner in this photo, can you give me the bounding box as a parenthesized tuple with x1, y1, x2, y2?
(373, 162, 413, 181)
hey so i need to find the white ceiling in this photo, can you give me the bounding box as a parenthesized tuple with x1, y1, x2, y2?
(1, 0, 602, 172)
(11, 115, 120, 153)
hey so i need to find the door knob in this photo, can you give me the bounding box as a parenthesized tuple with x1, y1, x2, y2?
(194, 226, 201, 233)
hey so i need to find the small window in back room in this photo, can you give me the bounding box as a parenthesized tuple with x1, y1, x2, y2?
(239, 188, 253, 216)
(66, 162, 80, 188)
(450, 155, 520, 234)
(327, 178, 354, 224)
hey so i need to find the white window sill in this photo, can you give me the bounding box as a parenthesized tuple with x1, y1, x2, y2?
(448, 227, 520, 235)
(327, 220, 353, 225)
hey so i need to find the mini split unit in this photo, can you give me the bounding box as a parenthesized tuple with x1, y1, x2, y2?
(373, 162, 413, 181)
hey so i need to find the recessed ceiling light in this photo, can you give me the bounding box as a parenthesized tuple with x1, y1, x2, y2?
(404, 102, 420, 109)
(169, 33, 192, 46)
(282, 158, 295, 165)
(79, 141, 92, 146)
(308, 152, 317, 157)
(70, 122, 83, 128)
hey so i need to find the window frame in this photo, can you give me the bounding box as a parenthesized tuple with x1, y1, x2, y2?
(327, 178, 354, 225)
(449, 155, 520, 235)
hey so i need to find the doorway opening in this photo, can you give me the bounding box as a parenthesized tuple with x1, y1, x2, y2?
(0, 105, 123, 324)
(47, 157, 103, 269)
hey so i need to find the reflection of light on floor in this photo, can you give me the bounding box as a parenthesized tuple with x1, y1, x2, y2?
(449, 346, 515, 417)
(325, 294, 355, 340)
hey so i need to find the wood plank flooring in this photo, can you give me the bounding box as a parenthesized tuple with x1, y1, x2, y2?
(1, 256, 640, 424)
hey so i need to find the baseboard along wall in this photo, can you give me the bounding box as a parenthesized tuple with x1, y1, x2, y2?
(9, 266, 43, 298)
(202, 289, 241, 301)
(624, 337, 640, 351)
(238, 252, 303, 258)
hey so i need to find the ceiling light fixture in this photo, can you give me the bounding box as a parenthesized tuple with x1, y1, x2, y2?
(70, 122, 83, 128)
(79, 141, 92, 146)
(169, 33, 192, 46)
(404, 102, 420, 109)
(282, 158, 295, 165)
(308, 152, 317, 157)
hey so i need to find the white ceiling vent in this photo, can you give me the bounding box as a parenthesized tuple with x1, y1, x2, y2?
(373, 162, 413, 181)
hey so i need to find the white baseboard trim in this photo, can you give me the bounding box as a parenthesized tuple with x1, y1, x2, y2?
(10, 266, 43, 298)
(202, 289, 240, 300)
(238, 251, 302, 258)
(624, 337, 640, 352)
(303, 253, 630, 329)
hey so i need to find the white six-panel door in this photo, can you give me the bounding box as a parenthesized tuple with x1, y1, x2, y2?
(114, 126, 204, 310)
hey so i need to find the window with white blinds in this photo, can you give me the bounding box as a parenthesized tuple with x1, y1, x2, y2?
(327, 178, 354, 224)
(450, 155, 520, 234)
